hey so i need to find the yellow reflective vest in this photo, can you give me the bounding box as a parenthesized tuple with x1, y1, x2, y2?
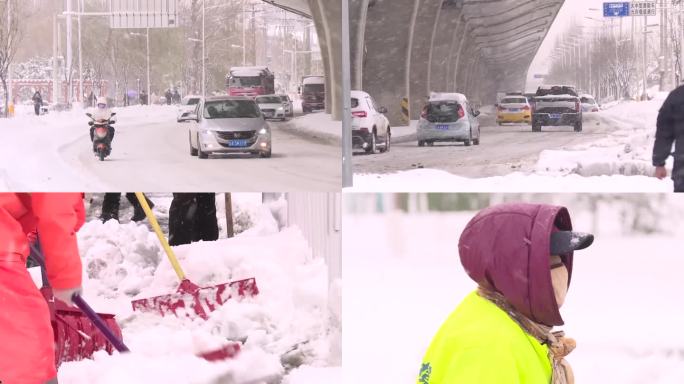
(418, 291, 552, 384)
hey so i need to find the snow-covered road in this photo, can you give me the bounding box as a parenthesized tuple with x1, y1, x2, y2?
(353, 112, 618, 177)
(0, 106, 340, 191)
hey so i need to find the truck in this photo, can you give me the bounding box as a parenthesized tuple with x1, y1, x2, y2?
(226, 66, 275, 97)
(300, 75, 325, 113)
(531, 85, 582, 132)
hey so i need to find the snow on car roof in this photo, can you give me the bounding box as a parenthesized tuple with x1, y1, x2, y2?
(230, 66, 269, 76)
(429, 92, 468, 103)
(579, 94, 595, 98)
(303, 76, 325, 85)
(535, 94, 579, 99)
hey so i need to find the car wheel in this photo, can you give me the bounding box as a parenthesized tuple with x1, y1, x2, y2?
(464, 131, 472, 146)
(260, 149, 272, 158)
(532, 123, 542, 132)
(189, 132, 198, 156)
(427, 141, 434, 147)
(418, 140, 425, 147)
(385, 129, 391, 153)
(197, 134, 208, 159)
(365, 132, 378, 154)
(574, 122, 582, 132)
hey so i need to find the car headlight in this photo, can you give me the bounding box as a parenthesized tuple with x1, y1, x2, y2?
(200, 129, 213, 136)
(277, 107, 284, 111)
(259, 127, 268, 135)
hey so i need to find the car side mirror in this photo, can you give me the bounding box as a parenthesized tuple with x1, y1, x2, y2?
(494, 103, 498, 107)
(378, 106, 388, 114)
(86, 113, 92, 117)
(110, 112, 117, 117)
(473, 110, 481, 117)
(179, 113, 198, 122)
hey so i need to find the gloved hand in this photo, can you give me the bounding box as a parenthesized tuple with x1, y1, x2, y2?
(53, 287, 83, 306)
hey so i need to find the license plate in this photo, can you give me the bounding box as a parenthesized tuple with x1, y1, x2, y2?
(509, 108, 520, 112)
(436, 124, 450, 130)
(550, 113, 562, 119)
(227, 139, 248, 147)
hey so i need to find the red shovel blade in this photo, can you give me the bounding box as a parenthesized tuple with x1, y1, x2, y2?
(131, 278, 259, 320)
(40, 287, 123, 367)
(198, 342, 242, 361)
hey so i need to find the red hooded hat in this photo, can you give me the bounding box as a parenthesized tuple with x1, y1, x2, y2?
(458, 203, 573, 326)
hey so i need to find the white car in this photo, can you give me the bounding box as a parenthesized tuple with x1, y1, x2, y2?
(177, 95, 202, 122)
(276, 94, 294, 117)
(351, 90, 391, 154)
(580, 94, 600, 112)
(255, 95, 287, 121)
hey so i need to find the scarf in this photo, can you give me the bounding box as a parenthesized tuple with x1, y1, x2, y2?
(477, 286, 576, 384)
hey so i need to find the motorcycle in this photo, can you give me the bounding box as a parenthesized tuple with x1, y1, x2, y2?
(86, 112, 116, 161)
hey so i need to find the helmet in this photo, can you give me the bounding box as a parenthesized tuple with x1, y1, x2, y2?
(97, 97, 107, 108)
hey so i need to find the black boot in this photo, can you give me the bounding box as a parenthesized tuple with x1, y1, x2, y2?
(127, 193, 154, 222)
(100, 193, 121, 223)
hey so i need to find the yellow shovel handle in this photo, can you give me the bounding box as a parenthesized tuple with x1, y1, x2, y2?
(135, 192, 186, 281)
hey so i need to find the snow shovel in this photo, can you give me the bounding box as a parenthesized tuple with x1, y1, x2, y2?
(28, 242, 123, 367)
(130, 192, 259, 321)
(72, 293, 242, 362)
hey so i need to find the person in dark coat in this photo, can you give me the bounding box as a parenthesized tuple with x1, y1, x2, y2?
(32, 90, 43, 116)
(100, 193, 154, 223)
(168, 193, 218, 246)
(654, 85, 684, 192)
(140, 90, 148, 105)
(165, 89, 173, 105)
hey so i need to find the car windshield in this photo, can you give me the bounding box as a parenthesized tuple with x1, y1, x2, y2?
(426, 101, 461, 123)
(229, 76, 262, 87)
(203, 100, 261, 119)
(279, 96, 290, 102)
(351, 98, 360, 108)
(581, 97, 596, 104)
(501, 98, 526, 104)
(536, 86, 578, 97)
(185, 97, 201, 105)
(303, 84, 324, 93)
(256, 96, 282, 104)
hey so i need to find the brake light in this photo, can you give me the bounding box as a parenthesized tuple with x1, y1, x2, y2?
(352, 110, 367, 118)
(522, 105, 530, 111)
(575, 101, 580, 112)
(457, 105, 465, 119)
(421, 106, 428, 118)
(592, 107, 598, 112)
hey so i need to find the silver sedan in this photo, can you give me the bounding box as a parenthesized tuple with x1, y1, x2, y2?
(181, 96, 272, 158)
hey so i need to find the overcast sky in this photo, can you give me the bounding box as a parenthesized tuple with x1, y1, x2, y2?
(526, 0, 645, 89)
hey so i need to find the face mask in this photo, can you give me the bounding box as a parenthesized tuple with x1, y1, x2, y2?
(550, 255, 569, 307)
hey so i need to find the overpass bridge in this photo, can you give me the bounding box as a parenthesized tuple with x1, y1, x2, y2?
(264, 0, 564, 124)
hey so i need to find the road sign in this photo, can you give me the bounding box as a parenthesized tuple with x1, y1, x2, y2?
(109, 0, 178, 29)
(603, 2, 630, 17)
(630, 1, 657, 16)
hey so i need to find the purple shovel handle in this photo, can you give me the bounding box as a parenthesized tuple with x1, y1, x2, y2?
(72, 294, 130, 353)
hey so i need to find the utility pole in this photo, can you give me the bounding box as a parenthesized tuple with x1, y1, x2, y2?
(251, 2, 256, 65)
(66, 0, 73, 105)
(77, 0, 83, 103)
(643, 14, 648, 99)
(202, 0, 205, 97)
(7, 0, 11, 108)
(147, 27, 151, 101)
(342, 0, 352, 187)
(53, 14, 59, 103)
(242, 0, 246, 65)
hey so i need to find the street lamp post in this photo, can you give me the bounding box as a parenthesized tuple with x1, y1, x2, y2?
(202, 0, 206, 97)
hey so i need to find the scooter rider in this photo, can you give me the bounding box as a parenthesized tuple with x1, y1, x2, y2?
(89, 96, 116, 144)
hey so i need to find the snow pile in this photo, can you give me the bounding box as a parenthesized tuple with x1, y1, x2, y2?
(351, 168, 672, 192)
(283, 112, 340, 144)
(55, 208, 338, 383)
(344, 199, 684, 383)
(534, 95, 669, 178)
